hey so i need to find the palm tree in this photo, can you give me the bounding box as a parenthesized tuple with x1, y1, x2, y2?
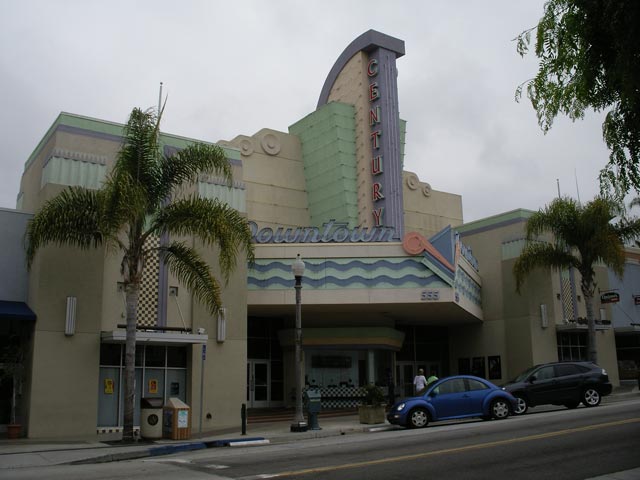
(631, 197, 640, 247)
(25, 107, 254, 441)
(513, 196, 640, 364)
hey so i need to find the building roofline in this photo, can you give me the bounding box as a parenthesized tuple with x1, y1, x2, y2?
(24, 112, 240, 172)
(456, 209, 535, 236)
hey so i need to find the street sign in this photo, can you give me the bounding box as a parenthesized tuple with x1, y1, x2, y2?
(600, 292, 620, 304)
(202, 344, 207, 360)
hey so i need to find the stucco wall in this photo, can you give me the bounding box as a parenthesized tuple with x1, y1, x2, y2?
(222, 129, 308, 230)
(403, 171, 463, 239)
(27, 245, 105, 438)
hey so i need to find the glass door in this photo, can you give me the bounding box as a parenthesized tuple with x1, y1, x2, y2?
(247, 360, 270, 408)
(396, 362, 441, 397)
(396, 362, 418, 397)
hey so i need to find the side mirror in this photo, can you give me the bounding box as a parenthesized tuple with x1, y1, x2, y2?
(528, 375, 537, 383)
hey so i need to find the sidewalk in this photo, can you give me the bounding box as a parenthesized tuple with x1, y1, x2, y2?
(0, 412, 388, 468)
(0, 384, 637, 470)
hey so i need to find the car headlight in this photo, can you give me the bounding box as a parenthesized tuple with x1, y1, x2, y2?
(396, 403, 406, 412)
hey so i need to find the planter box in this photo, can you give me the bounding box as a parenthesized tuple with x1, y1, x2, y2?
(358, 405, 386, 424)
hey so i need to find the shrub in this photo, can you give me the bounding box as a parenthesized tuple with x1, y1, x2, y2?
(362, 383, 385, 407)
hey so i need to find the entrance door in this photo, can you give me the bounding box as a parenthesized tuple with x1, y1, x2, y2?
(396, 362, 442, 397)
(397, 362, 418, 397)
(247, 360, 270, 408)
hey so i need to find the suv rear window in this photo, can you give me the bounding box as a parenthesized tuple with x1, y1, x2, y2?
(555, 364, 582, 376)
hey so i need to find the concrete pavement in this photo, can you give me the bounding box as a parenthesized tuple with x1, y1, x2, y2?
(0, 412, 391, 468)
(0, 383, 637, 472)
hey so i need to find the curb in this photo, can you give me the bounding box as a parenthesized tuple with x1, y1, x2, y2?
(204, 437, 268, 448)
(68, 437, 269, 465)
(149, 442, 208, 456)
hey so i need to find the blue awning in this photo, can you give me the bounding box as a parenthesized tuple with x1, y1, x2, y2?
(0, 301, 37, 321)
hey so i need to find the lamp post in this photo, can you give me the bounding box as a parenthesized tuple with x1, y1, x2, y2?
(290, 254, 308, 432)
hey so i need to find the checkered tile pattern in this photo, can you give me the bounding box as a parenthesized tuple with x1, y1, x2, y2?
(304, 386, 377, 409)
(137, 236, 159, 328)
(561, 272, 575, 322)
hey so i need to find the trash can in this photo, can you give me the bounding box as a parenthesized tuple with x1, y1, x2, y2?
(140, 397, 163, 439)
(162, 397, 191, 440)
(304, 389, 322, 430)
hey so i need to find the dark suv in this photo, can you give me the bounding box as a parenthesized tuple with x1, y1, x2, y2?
(504, 361, 612, 414)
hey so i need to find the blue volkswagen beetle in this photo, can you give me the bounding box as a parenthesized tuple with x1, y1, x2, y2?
(387, 375, 517, 428)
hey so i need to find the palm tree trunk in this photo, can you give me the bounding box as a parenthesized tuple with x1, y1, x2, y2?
(581, 276, 598, 364)
(123, 284, 139, 441)
(584, 294, 597, 364)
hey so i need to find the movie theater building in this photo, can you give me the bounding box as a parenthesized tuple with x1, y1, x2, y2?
(2, 30, 622, 439)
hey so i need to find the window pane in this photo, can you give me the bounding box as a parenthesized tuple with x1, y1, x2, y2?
(167, 347, 187, 368)
(556, 364, 579, 376)
(145, 346, 165, 367)
(536, 366, 555, 380)
(135, 347, 144, 367)
(437, 378, 466, 395)
(100, 344, 122, 366)
(467, 379, 488, 391)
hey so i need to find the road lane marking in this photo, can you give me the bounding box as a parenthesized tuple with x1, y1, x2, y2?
(270, 417, 640, 477)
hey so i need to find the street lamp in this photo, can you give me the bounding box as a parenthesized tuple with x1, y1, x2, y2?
(290, 254, 308, 432)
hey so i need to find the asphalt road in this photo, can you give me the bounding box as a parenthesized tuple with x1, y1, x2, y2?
(5, 398, 640, 480)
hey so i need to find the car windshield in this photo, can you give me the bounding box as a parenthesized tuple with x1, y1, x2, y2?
(512, 365, 538, 382)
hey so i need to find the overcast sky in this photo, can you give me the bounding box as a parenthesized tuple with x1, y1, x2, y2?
(0, 1, 614, 222)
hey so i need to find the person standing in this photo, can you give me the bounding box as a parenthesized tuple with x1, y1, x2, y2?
(427, 370, 439, 385)
(413, 368, 427, 395)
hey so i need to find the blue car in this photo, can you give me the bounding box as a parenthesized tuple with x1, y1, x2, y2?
(387, 375, 517, 428)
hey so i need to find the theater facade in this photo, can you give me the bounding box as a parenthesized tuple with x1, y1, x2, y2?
(1, 30, 628, 439)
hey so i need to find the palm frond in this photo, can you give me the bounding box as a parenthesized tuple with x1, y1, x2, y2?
(159, 143, 232, 199)
(161, 241, 223, 315)
(101, 170, 150, 233)
(25, 187, 110, 267)
(513, 242, 576, 292)
(526, 196, 579, 246)
(111, 108, 163, 208)
(152, 196, 255, 280)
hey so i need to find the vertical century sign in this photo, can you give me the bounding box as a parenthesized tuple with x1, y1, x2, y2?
(317, 30, 405, 239)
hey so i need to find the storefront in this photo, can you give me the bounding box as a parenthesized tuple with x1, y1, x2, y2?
(3, 29, 625, 439)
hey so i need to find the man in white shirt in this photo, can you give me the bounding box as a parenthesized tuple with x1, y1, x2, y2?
(413, 368, 427, 395)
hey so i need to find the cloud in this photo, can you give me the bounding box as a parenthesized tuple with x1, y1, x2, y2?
(0, 0, 618, 222)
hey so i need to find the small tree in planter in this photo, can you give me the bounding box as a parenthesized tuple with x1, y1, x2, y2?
(358, 384, 386, 424)
(0, 340, 24, 438)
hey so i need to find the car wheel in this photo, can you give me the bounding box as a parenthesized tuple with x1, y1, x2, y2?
(564, 401, 579, 409)
(491, 399, 510, 419)
(408, 408, 429, 428)
(582, 388, 601, 407)
(513, 395, 528, 415)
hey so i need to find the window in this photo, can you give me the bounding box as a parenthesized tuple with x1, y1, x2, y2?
(145, 345, 165, 367)
(467, 379, 489, 391)
(99, 344, 121, 366)
(535, 366, 555, 380)
(555, 363, 581, 376)
(435, 378, 466, 395)
(557, 332, 587, 361)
